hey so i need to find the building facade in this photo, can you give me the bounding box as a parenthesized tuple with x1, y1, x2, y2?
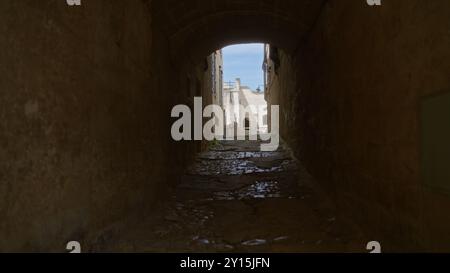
(222, 78, 268, 137)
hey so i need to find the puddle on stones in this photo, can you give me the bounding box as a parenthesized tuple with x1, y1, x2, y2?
(214, 180, 284, 200)
(188, 160, 285, 176)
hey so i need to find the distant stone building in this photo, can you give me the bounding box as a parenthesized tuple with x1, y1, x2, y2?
(223, 78, 268, 136)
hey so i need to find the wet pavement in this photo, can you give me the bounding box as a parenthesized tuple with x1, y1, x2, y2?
(101, 140, 367, 253)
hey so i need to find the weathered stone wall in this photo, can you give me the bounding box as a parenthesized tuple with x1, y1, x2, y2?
(170, 57, 216, 163)
(0, 0, 217, 251)
(0, 0, 180, 251)
(267, 0, 450, 251)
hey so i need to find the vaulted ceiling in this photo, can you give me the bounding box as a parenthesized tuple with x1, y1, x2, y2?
(152, 0, 327, 63)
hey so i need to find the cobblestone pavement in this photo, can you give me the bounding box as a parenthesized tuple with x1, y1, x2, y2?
(101, 141, 367, 253)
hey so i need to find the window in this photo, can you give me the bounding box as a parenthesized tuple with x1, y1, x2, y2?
(421, 91, 450, 193)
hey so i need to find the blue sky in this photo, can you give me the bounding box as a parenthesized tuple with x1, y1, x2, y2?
(222, 43, 264, 91)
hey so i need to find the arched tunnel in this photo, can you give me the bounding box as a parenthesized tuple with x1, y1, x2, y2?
(1, 0, 450, 252)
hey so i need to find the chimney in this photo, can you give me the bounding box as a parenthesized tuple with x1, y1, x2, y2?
(235, 78, 241, 91)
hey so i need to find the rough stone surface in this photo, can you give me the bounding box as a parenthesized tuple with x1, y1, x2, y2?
(266, 0, 450, 251)
(99, 140, 365, 253)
